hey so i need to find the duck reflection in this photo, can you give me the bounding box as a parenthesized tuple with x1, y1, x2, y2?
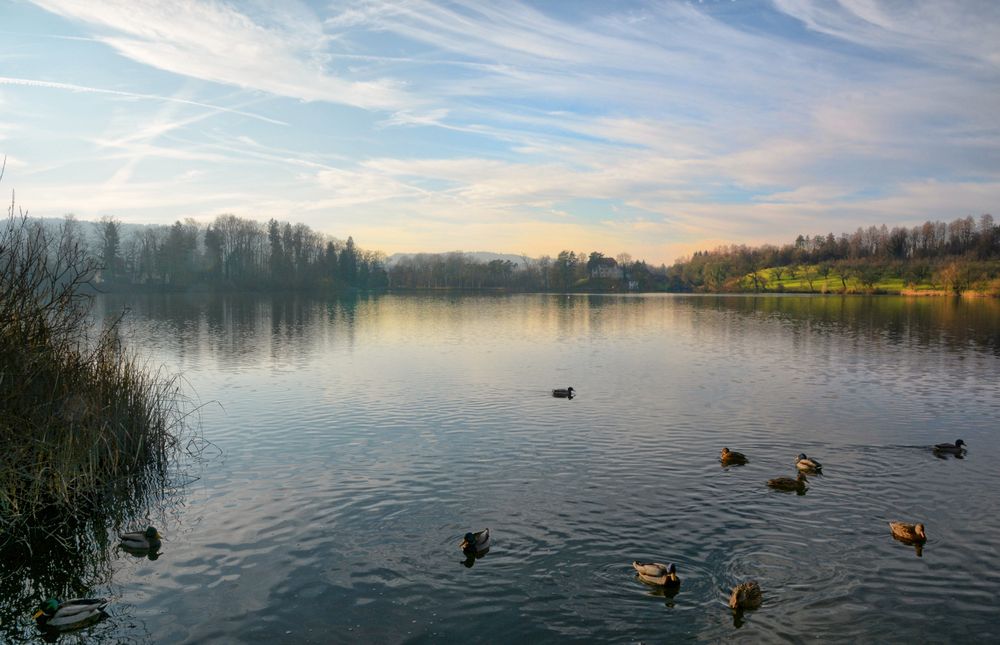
(642, 581, 680, 608)
(121, 544, 163, 561)
(461, 547, 490, 568)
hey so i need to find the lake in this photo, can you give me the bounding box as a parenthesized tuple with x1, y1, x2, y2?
(8, 293, 1000, 642)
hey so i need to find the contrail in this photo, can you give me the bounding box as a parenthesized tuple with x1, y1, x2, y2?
(0, 76, 288, 126)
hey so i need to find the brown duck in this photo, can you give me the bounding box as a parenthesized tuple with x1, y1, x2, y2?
(720, 447, 748, 466)
(888, 522, 926, 544)
(729, 581, 763, 610)
(767, 472, 807, 492)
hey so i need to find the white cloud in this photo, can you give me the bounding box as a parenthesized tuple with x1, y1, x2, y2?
(772, 0, 1000, 69)
(0, 76, 287, 125)
(28, 0, 409, 109)
(7, 0, 999, 263)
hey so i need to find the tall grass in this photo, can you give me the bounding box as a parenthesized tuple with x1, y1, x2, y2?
(0, 193, 184, 545)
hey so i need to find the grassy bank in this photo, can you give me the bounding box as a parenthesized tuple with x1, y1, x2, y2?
(0, 210, 184, 544)
(744, 262, 1000, 296)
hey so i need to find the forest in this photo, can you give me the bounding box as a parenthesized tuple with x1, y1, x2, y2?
(664, 214, 1000, 294)
(40, 213, 668, 293)
(47, 214, 388, 291)
(32, 212, 1000, 295)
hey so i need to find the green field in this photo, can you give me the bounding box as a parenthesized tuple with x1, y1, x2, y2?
(747, 264, 998, 295)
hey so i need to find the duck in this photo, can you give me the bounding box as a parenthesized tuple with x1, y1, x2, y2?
(632, 561, 680, 587)
(460, 528, 490, 555)
(720, 447, 748, 466)
(729, 581, 763, 610)
(120, 526, 162, 551)
(933, 439, 965, 454)
(795, 453, 822, 472)
(767, 472, 808, 492)
(889, 521, 926, 544)
(552, 387, 575, 398)
(32, 597, 108, 630)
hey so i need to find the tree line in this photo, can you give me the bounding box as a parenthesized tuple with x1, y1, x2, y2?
(45, 213, 670, 293)
(47, 214, 388, 291)
(387, 250, 668, 292)
(34, 210, 1000, 295)
(667, 214, 1000, 293)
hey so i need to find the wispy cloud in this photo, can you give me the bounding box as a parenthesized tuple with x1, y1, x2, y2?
(28, 0, 409, 110)
(772, 0, 1000, 68)
(5, 0, 999, 263)
(0, 76, 287, 125)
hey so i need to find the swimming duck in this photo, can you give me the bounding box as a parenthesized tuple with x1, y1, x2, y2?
(933, 439, 965, 454)
(729, 581, 762, 610)
(33, 598, 108, 630)
(889, 522, 926, 544)
(552, 387, 575, 398)
(460, 528, 490, 555)
(795, 453, 822, 472)
(767, 472, 808, 492)
(720, 447, 748, 466)
(120, 526, 162, 551)
(632, 561, 680, 587)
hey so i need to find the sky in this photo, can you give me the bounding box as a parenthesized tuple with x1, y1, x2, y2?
(1, 0, 998, 264)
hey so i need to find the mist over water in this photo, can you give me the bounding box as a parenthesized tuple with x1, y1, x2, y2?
(23, 293, 998, 643)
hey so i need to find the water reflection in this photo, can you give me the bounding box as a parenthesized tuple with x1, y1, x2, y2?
(0, 457, 186, 642)
(461, 548, 489, 568)
(78, 292, 1000, 642)
(97, 293, 1000, 372)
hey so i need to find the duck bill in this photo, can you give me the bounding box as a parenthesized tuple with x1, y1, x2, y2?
(32, 609, 44, 619)
(460, 540, 470, 550)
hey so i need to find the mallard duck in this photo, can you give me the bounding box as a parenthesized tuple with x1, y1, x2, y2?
(120, 526, 162, 551)
(552, 387, 575, 398)
(720, 447, 748, 466)
(795, 453, 822, 472)
(933, 439, 965, 454)
(460, 528, 490, 555)
(729, 581, 762, 610)
(767, 472, 808, 492)
(32, 597, 108, 630)
(632, 561, 680, 587)
(889, 521, 926, 544)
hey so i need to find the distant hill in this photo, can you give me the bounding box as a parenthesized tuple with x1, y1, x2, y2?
(386, 251, 532, 268)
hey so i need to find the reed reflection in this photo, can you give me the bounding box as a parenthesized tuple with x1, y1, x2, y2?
(0, 461, 184, 642)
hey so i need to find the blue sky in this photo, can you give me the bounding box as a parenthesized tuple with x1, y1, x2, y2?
(1, 0, 998, 263)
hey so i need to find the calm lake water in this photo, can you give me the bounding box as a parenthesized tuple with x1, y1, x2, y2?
(9, 293, 1000, 642)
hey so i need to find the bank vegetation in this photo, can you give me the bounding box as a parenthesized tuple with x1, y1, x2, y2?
(1, 201, 184, 545)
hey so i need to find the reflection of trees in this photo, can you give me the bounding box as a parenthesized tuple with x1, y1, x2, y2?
(690, 295, 1000, 356)
(103, 293, 1000, 372)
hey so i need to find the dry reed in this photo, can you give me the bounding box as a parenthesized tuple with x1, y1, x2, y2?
(1, 193, 183, 545)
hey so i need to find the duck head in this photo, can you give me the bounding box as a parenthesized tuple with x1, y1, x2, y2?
(144, 526, 162, 541)
(914, 523, 926, 540)
(955, 440, 965, 448)
(460, 532, 476, 551)
(32, 598, 59, 621)
(797, 453, 808, 461)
